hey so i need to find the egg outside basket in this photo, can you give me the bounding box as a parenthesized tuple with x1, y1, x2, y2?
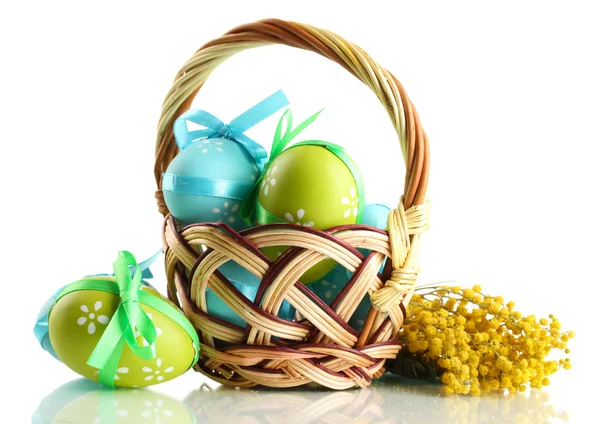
(154, 19, 431, 390)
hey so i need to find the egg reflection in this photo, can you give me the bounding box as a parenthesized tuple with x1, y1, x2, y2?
(32, 379, 194, 423)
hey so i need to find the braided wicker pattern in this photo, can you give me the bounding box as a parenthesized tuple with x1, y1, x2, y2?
(155, 19, 430, 389)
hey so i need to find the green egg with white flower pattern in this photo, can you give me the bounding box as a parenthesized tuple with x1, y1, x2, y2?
(48, 277, 199, 387)
(257, 143, 363, 283)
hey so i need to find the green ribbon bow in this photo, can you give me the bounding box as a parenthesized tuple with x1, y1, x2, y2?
(85, 251, 157, 386)
(54, 251, 200, 388)
(240, 108, 323, 225)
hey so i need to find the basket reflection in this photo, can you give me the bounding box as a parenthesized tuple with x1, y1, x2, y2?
(32, 375, 569, 424)
(184, 375, 569, 424)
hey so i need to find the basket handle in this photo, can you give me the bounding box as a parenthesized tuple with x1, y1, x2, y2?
(154, 18, 429, 216)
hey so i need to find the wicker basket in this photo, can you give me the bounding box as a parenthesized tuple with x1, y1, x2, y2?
(154, 18, 430, 390)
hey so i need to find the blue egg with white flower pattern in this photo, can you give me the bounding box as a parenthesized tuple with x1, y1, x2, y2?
(162, 137, 259, 228)
(206, 262, 295, 328)
(309, 265, 372, 331)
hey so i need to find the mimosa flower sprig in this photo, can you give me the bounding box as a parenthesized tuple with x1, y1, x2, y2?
(392, 284, 574, 395)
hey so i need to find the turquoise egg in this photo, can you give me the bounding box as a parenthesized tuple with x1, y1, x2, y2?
(336, 203, 392, 281)
(206, 261, 295, 327)
(352, 203, 391, 274)
(310, 203, 392, 330)
(309, 265, 372, 330)
(361, 204, 391, 230)
(162, 137, 259, 228)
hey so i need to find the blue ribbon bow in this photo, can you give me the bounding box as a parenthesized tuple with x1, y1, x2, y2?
(173, 90, 290, 172)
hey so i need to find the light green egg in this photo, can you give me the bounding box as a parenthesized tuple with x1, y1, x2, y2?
(257, 144, 363, 283)
(48, 278, 199, 388)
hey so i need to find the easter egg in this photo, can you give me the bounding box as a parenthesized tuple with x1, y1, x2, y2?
(257, 143, 364, 283)
(48, 277, 199, 387)
(343, 203, 391, 280)
(206, 261, 295, 327)
(35, 287, 63, 361)
(35, 279, 158, 363)
(309, 264, 372, 331)
(361, 203, 391, 230)
(310, 203, 392, 329)
(33, 379, 195, 424)
(163, 137, 259, 228)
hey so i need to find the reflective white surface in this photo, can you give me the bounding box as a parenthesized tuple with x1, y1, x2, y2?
(2, 1, 596, 423)
(31, 373, 577, 424)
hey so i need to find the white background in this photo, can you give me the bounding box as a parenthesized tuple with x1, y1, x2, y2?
(1, 1, 598, 422)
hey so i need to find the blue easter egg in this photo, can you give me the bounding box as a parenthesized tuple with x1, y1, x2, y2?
(309, 203, 392, 329)
(341, 203, 392, 280)
(206, 262, 295, 328)
(163, 137, 259, 228)
(361, 204, 391, 229)
(309, 265, 372, 331)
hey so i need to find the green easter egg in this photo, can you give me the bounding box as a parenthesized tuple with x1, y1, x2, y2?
(49, 279, 198, 387)
(257, 144, 363, 283)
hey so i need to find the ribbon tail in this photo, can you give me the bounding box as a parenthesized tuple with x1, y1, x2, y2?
(238, 109, 325, 226)
(238, 109, 294, 224)
(239, 181, 261, 227)
(286, 109, 324, 144)
(137, 249, 162, 280)
(96, 337, 126, 387)
(229, 90, 290, 132)
(87, 307, 127, 385)
(87, 305, 124, 370)
(228, 131, 269, 171)
(122, 303, 157, 360)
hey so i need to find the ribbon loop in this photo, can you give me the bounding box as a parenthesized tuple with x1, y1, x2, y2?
(239, 109, 324, 225)
(87, 251, 158, 387)
(173, 90, 290, 171)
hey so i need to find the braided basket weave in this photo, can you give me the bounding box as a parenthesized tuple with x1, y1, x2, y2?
(154, 19, 430, 390)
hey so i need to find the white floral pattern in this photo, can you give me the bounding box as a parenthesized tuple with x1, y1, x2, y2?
(93, 400, 128, 423)
(135, 313, 163, 347)
(93, 367, 129, 381)
(141, 399, 173, 420)
(341, 188, 358, 219)
(212, 201, 240, 224)
(284, 209, 314, 227)
(261, 165, 278, 196)
(196, 139, 224, 153)
(142, 358, 174, 382)
(77, 301, 110, 335)
(319, 279, 339, 300)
